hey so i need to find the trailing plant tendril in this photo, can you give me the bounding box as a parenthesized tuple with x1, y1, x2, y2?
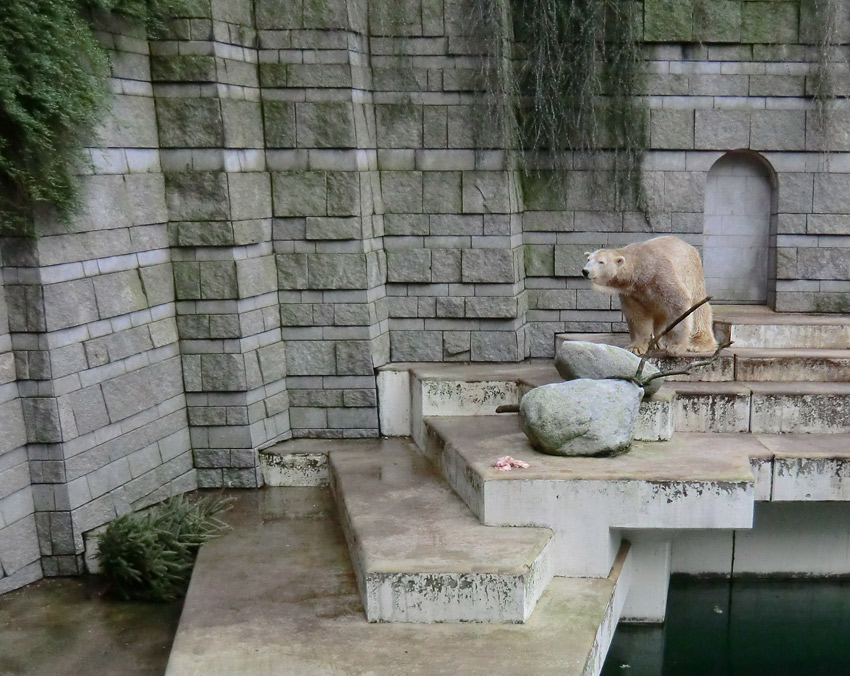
(470, 0, 648, 212)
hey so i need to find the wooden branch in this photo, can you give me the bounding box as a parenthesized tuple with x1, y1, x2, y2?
(496, 404, 520, 413)
(640, 340, 734, 385)
(634, 296, 712, 382)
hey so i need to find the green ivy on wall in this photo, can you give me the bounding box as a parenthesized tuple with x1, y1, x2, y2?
(0, 0, 191, 234)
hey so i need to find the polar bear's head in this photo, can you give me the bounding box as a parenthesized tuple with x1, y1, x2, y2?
(582, 249, 625, 289)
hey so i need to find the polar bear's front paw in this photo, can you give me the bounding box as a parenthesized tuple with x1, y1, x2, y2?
(627, 343, 649, 355)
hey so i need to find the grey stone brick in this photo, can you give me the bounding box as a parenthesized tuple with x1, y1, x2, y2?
(156, 98, 223, 148)
(21, 398, 62, 443)
(814, 174, 850, 214)
(554, 244, 604, 278)
(289, 406, 328, 428)
(263, 101, 297, 147)
(286, 341, 336, 376)
(797, 248, 850, 280)
(465, 297, 518, 319)
(385, 214, 429, 236)
(462, 172, 511, 214)
(289, 390, 343, 407)
(296, 102, 356, 148)
(381, 172, 423, 213)
(750, 111, 806, 151)
(376, 104, 423, 148)
(443, 331, 470, 356)
(436, 299, 470, 322)
(387, 250, 431, 283)
(778, 173, 814, 213)
(390, 330, 442, 361)
(200, 261, 239, 300)
(808, 215, 850, 235)
(431, 249, 462, 282)
(387, 297, 419, 317)
(101, 95, 158, 148)
(201, 354, 247, 391)
(741, 1, 798, 43)
(461, 249, 515, 283)
(125, 174, 168, 226)
(228, 172, 272, 221)
(343, 389, 377, 407)
(140, 264, 175, 307)
(43, 279, 98, 331)
(165, 172, 230, 221)
(327, 407, 378, 430)
(221, 100, 264, 149)
(334, 303, 372, 326)
(307, 253, 369, 289)
(173, 262, 201, 300)
(236, 256, 277, 297)
(335, 341, 374, 376)
(93, 270, 147, 319)
(327, 172, 361, 217)
(665, 172, 704, 212)
(274, 170, 328, 215)
(424, 172, 462, 213)
(524, 245, 555, 277)
(101, 358, 183, 422)
(650, 110, 694, 149)
(470, 331, 519, 361)
(257, 342, 287, 383)
(222, 467, 261, 489)
(0, 516, 40, 578)
(695, 110, 750, 150)
(305, 217, 362, 240)
(276, 254, 308, 290)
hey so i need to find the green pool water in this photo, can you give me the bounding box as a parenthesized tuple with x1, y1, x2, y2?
(602, 576, 850, 676)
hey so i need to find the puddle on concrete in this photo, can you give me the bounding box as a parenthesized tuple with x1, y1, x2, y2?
(603, 576, 850, 676)
(0, 576, 182, 676)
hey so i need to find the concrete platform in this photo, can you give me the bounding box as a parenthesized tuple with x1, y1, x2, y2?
(423, 414, 757, 577)
(166, 487, 631, 676)
(329, 438, 554, 623)
(555, 334, 850, 383)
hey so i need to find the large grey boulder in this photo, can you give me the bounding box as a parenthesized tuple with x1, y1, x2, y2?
(555, 340, 663, 397)
(519, 379, 643, 457)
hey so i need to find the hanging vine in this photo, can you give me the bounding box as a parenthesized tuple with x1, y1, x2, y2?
(810, 0, 841, 153)
(471, 0, 648, 210)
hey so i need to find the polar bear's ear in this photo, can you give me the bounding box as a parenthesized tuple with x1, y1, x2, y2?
(615, 256, 625, 267)
(584, 251, 591, 259)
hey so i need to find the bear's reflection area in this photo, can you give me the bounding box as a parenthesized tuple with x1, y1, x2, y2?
(602, 576, 850, 676)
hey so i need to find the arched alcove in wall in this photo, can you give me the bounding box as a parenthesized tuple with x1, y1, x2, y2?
(702, 151, 775, 304)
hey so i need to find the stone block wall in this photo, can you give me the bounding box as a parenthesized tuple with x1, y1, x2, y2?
(524, 0, 850, 355)
(153, 0, 291, 486)
(0, 275, 38, 593)
(0, 11, 196, 581)
(259, 0, 388, 438)
(2, 0, 850, 592)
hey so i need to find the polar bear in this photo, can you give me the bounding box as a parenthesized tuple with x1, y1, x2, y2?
(582, 236, 717, 356)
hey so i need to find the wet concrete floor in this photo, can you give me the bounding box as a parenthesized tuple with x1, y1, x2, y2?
(0, 576, 182, 676)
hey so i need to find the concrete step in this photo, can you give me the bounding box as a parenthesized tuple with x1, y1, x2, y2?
(329, 438, 554, 623)
(422, 414, 756, 578)
(556, 334, 850, 382)
(713, 305, 850, 349)
(166, 486, 632, 676)
(259, 438, 388, 486)
(669, 381, 850, 433)
(378, 361, 675, 447)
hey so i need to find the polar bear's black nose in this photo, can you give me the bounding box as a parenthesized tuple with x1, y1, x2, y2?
(581, 268, 589, 278)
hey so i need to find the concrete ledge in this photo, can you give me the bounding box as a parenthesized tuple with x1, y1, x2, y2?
(329, 439, 554, 623)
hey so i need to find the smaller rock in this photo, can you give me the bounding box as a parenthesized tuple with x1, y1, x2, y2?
(519, 379, 644, 457)
(555, 340, 663, 397)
